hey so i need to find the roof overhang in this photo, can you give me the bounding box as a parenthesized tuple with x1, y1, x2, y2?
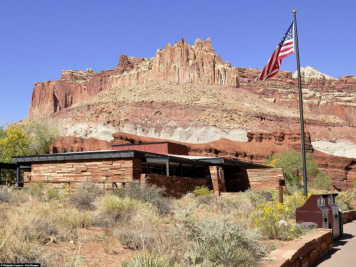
(11, 150, 269, 169)
(11, 150, 146, 164)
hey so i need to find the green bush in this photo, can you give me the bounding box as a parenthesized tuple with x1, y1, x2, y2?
(284, 191, 309, 219)
(121, 254, 170, 267)
(336, 191, 354, 211)
(115, 199, 164, 251)
(174, 211, 267, 266)
(192, 186, 213, 197)
(252, 201, 304, 240)
(94, 195, 137, 226)
(69, 182, 101, 210)
(312, 171, 330, 191)
(267, 151, 330, 192)
(23, 116, 60, 155)
(114, 183, 171, 215)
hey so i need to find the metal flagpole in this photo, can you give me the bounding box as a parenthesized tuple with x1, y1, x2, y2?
(293, 10, 308, 196)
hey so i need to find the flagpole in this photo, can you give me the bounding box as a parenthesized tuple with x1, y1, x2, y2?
(293, 10, 308, 196)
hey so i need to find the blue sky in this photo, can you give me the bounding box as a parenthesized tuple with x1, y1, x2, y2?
(0, 0, 355, 123)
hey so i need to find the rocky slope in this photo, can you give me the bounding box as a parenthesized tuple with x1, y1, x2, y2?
(26, 38, 356, 189)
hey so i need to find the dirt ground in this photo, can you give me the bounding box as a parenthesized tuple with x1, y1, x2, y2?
(48, 226, 138, 266)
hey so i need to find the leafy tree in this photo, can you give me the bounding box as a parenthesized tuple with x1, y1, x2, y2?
(0, 124, 30, 162)
(23, 116, 60, 155)
(267, 151, 330, 192)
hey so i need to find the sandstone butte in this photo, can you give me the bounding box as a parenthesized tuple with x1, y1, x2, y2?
(26, 38, 356, 191)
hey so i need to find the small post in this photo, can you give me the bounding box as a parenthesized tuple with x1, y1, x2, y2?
(279, 179, 285, 204)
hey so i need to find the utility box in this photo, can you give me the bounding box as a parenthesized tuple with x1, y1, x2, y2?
(296, 194, 330, 229)
(328, 193, 341, 239)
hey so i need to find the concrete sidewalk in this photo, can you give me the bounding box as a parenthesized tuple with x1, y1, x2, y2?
(316, 221, 356, 266)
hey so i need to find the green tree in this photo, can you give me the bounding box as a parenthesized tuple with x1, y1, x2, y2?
(23, 116, 60, 155)
(0, 124, 30, 162)
(267, 151, 330, 192)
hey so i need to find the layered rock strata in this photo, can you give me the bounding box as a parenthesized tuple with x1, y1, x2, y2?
(29, 38, 239, 116)
(50, 130, 354, 191)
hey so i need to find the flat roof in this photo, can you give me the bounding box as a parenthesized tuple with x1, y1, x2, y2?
(11, 150, 268, 169)
(112, 141, 185, 147)
(11, 150, 145, 163)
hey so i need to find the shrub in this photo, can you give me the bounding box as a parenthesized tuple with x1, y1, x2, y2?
(114, 183, 171, 215)
(121, 254, 170, 267)
(0, 202, 80, 266)
(267, 151, 330, 192)
(18, 204, 80, 244)
(253, 201, 304, 240)
(336, 191, 354, 211)
(192, 186, 213, 197)
(116, 223, 162, 251)
(174, 211, 267, 266)
(70, 182, 101, 210)
(116, 202, 164, 251)
(94, 195, 137, 226)
(23, 116, 60, 155)
(284, 191, 309, 219)
(24, 182, 46, 200)
(0, 187, 10, 203)
(312, 171, 330, 191)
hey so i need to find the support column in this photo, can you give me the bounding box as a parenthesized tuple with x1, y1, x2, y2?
(218, 167, 227, 193)
(209, 166, 220, 195)
(166, 160, 170, 176)
(16, 167, 20, 187)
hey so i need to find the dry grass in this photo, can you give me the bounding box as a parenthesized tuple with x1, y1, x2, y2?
(0, 185, 296, 266)
(0, 201, 81, 266)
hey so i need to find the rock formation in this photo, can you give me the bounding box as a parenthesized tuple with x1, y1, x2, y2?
(292, 66, 335, 82)
(29, 38, 239, 116)
(27, 37, 356, 190)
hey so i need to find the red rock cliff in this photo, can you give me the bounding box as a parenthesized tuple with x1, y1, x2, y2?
(29, 38, 239, 116)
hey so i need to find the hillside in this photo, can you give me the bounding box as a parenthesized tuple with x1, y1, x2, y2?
(26, 38, 356, 190)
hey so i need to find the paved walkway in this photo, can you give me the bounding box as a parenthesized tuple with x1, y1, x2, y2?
(316, 221, 356, 266)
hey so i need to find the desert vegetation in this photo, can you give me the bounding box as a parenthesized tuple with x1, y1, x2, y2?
(2, 182, 353, 267)
(267, 151, 331, 192)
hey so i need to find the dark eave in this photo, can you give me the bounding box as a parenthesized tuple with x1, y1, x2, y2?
(145, 154, 209, 167)
(11, 150, 148, 163)
(197, 158, 269, 169)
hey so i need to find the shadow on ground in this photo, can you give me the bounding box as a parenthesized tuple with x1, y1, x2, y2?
(314, 233, 355, 266)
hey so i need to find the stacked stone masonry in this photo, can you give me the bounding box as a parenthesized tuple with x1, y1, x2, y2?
(140, 173, 210, 198)
(259, 229, 333, 267)
(28, 159, 141, 188)
(342, 210, 356, 224)
(247, 168, 283, 191)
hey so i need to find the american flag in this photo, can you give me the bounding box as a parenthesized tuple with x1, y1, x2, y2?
(256, 22, 295, 81)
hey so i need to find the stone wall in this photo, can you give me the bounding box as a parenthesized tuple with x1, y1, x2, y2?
(342, 210, 356, 224)
(28, 158, 141, 188)
(259, 229, 333, 267)
(140, 173, 210, 198)
(247, 168, 283, 191)
(209, 166, 226, 195)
